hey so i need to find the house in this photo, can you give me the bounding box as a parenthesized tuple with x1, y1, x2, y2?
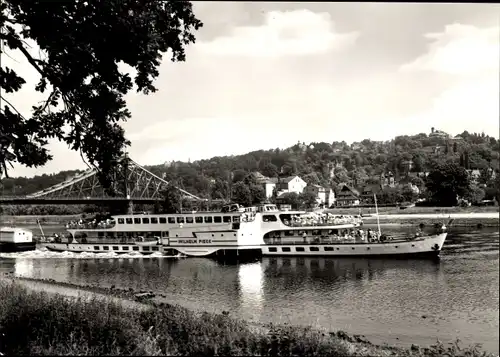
(304, 184, 326, 204)
(276, 176, 307, 195)
(326, 188, 336, 207)
(380, 172, 395, 188)
(335, 184, 360, 206)
(467, 169, 482, 184)
(246, 172, 278, 198)
(360, 184, 383, 204)
(429, 127, 451, 139)
(261, 179, 278, 198)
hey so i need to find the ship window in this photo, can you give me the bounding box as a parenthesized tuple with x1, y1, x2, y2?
(296, 247, 305, 252)
(143, 247, 150, 251)
(366, 247, 371, 250)
(94, 246, 100, 250)
(263, 215, 278, 222)
(152, 247, 159, 251)
(118, 218, 124, 224)
(98, 232, 104, 238)
(223, 216, 231, 223)
(324, 247, 334, 251)
(159, 217, 167, 224)
(214, 216, 222, 223)
(232, 216, 240, 222)
(112, 246, 119, 251)
(106, 232, 114, 238)
(269, 248, 278, 252)
(142, 218, 150, 224)
(310, 247, 319, 252)
(168, 217, 176, 224)
(284, 231, 294, 236)
(162, 231, 169, 237)
(282, 247, 291, 252)
(103, 246, 109, 251)
(186, 217, 194, 224)
(117, 232, 124, 238)
(204, 216, 213, 223)
(195, 216, 203, 223)
(134, 218, 141, 224)
(232, 223, 240, 230)
(132, 246, 139, 251)
(123, 246, 129, 251)
(126, 218, 133, 224)
(151, 217, 158, 224)
(177, 217, 184, 224)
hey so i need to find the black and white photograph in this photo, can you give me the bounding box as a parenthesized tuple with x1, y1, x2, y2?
(0, 1, 498, 356)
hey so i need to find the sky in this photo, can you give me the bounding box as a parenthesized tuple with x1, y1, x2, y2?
(3, 2, 500, 178)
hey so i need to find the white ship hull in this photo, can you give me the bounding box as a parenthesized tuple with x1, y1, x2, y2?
(44, 242, 162, 255)
(261, 233, 447, 258)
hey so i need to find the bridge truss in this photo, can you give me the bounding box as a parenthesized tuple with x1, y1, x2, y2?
(26, 157, 202, 201)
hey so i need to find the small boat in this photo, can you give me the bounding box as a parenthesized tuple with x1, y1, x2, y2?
(0, 227, 37, 252)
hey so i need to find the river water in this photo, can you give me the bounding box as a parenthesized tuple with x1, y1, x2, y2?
(0, 224, 498, 353)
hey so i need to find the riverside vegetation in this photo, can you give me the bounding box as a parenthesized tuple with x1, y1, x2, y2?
(0, 279, 495, 357)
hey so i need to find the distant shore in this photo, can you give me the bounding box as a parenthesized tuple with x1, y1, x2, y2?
(0, 274, 495, 356)
(1, 206, 498, 227)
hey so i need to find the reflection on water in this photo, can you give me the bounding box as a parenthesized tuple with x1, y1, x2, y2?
(0, 226, 498, 353)
(238, 262, 263, 315)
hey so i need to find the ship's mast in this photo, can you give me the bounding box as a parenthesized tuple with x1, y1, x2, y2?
(374, 194, 381, 236)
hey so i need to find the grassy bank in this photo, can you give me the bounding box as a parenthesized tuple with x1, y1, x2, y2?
(0, 278, 494, 356)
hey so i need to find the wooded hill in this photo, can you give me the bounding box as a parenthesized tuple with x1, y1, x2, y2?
(1, 129, 499, 202)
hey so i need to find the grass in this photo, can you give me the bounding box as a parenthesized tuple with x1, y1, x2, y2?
(0, 280, 495, 356)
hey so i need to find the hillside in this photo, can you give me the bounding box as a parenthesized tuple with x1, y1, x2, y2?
(1, 129, 499, 201)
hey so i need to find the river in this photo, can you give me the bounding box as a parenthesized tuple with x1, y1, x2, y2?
(0, 224, 498, 353)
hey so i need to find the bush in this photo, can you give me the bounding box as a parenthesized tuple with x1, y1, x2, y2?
(0, 281, 495, 356)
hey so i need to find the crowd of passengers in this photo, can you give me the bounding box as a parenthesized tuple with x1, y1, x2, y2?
(66, 214, 115, 229)
(268, 228, 389, 243)
(282, 213, 363, 227)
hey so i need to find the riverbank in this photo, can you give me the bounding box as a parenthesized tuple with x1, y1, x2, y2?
(362, 212, 499, 227)
(0, 275, 494, 356)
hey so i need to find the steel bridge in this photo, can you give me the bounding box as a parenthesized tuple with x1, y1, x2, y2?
(0, 157, 204, 211)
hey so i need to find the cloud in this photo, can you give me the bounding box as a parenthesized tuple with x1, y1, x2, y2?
(402, 77, 499, 135)
(400, 24, 499, 75)
(196, 10, 359, 57)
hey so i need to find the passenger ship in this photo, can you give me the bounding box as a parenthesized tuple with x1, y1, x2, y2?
(44, 203, 447, 259)
(45, 204, 266, 258)
(260, 208, 448, 258)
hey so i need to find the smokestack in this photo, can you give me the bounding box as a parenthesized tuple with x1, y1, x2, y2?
(431, 127, 435, 133)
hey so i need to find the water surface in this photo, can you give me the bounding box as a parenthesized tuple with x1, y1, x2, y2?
(0, 225, 498, 353)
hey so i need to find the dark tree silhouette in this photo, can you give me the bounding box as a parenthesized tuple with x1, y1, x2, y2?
(0, 0, 202, 191)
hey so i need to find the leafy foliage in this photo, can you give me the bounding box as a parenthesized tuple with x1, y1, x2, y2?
(2, 130, 499, 208)
(0, 0, 202, 191)
(426, 163, 471, 206)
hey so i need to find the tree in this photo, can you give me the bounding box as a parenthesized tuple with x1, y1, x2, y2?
(466, 185, 485, 205)
(300, 191, 318, 209)
(160, 183, 182, 214)
(0, 1, 202, 191)
(278, 192, 301, 209)
(401, 184, 418, 203)
(249, 183, 266, 205)
(426, 163, 471, 206)
(231, 182, 252, 206)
